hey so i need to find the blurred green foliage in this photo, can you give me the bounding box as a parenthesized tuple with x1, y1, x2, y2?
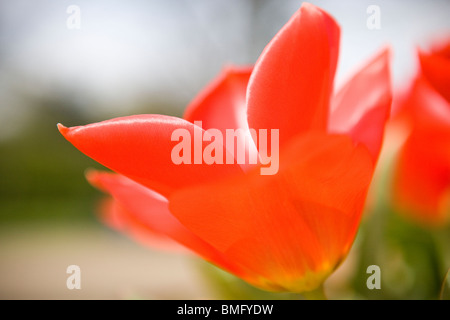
(0, 94, 181, 224)
(350, 161, 450, 300)
(0, 96, 105, 223)
(352, 207, 449, 299)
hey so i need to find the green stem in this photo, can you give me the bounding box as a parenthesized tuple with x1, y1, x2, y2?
(440, 268, 450, 300)
(302, 285, 327, 300)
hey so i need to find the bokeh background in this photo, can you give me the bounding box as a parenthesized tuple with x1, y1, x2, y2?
(0, 0, 449, 299)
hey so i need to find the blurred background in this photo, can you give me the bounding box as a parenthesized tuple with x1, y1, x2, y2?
(0, 0, 449, 299)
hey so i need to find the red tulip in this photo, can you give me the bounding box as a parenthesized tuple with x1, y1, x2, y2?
(58, 3, 392, 292)
(392, 38, 450, 225)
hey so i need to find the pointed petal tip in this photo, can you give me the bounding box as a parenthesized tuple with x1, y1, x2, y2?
(380, 45, 391, 56)
(85, 169, 103, 190)
(378, 45, 392, 83)
(370, 45, 392, 66)
(84, 169, 114, 191)
(297, 3, 319, 20)
(381, 45, 392, 62)
(57, 123, 68, 135)
(84, 168, 99, 183)
(368, 45, 392, 83)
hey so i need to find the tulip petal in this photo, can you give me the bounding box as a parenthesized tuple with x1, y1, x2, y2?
(58, 115, 243, 197)
(87, 170, 247, 276)
(393, 128, 450, 225)
(397, 76, 450, 128)
(184, 66, 252, 133)
(247, 3, 340, 149)
(419, 43, 450, 103)
(99, 197, 184, 252)
(183, 66, 258, 169)
(169, 133, 373, 292)
(329, 48, 392, 163)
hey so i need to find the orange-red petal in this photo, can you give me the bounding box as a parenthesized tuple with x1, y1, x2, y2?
(184, 66, 252, 133)
(419, 40, 450, 103)
(391, 41, 450, 226)
(58, 115, 243, 197)
(87, 170, 247, 277)
(246, 3, 340, 149)
(99, 197, 184, 252)
(397, 76, 450, 129)
(392, 128, 450, 225)
(183, 66, 258, 169)
(169, 133, 373, 292)
(329, 48, 392, 163)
